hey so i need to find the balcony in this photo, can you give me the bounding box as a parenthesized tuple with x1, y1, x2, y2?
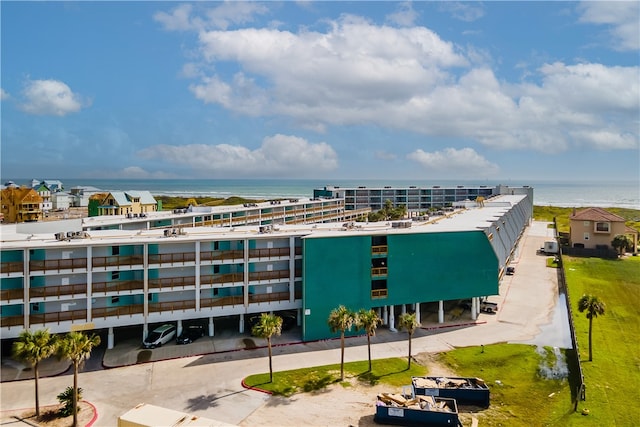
(200, 295, 244, 308)
(248, 269, 290, 282)
(148, 276, 196, 289)
(92, 280, 144, 293)
(30, 309, 87, 325)
(248, 247, 290, 259)
(92, 304, 144, 318)
(1, 316, 24, 327)
(92, 255, 144, 268)
(29, 258, 87, 271)
(371, 267, 388, 277)
(371, 289, 388, 299)
(148, 252, 196, 265)
(200, 273, 244, 285)
(248, 291, 290, 304)
(148, 300, 196, 313)
(372, 245, 388, 256)
(1, 288, 24, 301)
(1, 261, 23, 274)
(200, 250, 244, 262)
(30, 284, 87, 298)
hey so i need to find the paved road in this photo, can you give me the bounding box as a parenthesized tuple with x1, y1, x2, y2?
(1, 221, 566, 426)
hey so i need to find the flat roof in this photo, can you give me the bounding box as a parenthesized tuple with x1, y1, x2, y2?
(0, 194, 527, 249)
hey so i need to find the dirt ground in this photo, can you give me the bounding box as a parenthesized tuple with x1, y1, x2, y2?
(2, 402, 95, 427)
(239, 353, 481, 427)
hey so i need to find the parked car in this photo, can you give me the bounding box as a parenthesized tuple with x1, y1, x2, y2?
(506, 266, 515, 275)
(176, 325, 205, 345)
(143, 324, 176, 349)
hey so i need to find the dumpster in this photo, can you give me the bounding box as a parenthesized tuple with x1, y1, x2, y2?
(412, 376, 490, 408)
(374, 391, 460, 426)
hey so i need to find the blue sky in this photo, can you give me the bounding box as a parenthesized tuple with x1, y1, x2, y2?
(2, 1, 638, 181)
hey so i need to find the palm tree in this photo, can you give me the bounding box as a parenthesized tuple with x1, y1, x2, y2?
(328, 305, 356, 381)
(251, 313, 283, 382)
(578, 294, 606, 362)
(398, 312, 420, 369)
(12, 329, 59, 417)
(356, 309, 381, 372)
(57, 332, 101, 427)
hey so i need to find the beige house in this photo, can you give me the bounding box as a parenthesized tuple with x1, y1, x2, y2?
(569, 207, 637, 253)
(96, 190, 158, 216)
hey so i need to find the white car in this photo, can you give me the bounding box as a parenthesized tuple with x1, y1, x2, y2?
(143, 324, 176, 349)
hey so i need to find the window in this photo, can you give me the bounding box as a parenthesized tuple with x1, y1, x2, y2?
(595, 222, 610, 233)
(111, 296, 119, 304)
(584, 232, 590, 241)
(31, 303, 40, 312)
(112, 246, 120, 256)
(111, 271, 120, 280)
(213, 265, 220, 274)
(583, 221, 590, 227)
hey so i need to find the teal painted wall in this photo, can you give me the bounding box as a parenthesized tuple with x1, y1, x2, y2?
(1, 277, 23, 290)
(1, 250, 23, 262)
(302, 231, 498, 341)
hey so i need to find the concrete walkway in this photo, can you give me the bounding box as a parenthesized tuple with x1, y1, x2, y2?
(1, 221, 565, 426)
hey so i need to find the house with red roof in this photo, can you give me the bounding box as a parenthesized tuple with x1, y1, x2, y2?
(569, 207, 637, 254)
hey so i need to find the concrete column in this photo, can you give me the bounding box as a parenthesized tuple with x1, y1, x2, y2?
(239, 313, 245, 334)
(415, 303, 421, 324)
(107, 327, 114, 350)
(389, 306, 397, 332)
(471, 298, 478, 320)
(208, 317, 215, 337)
(383, 305, 388, 325)
(476, 297, 481, 316)
(297, 308, 302, 326)
(401, 304, 407, 315)
(438, 300, 444, 324)
(143, 324, 149, 341)
(177, 319, 183, 337)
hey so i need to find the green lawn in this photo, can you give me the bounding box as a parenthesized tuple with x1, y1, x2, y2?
(562, 256, 640, 426)
(244, 357, 427, 396)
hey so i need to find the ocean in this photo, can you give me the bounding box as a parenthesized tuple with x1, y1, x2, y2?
(4, 178, 639, 209)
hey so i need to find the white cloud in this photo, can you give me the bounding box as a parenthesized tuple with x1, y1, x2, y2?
(577, 1, 640, 51)
(137, 134, 338, 177)
(119, 167, 175, 179)
(20, 79, 85, 116)
(386, 2, 418, 27)
(0, 88, 9, 100)
(154, 2, 269, 32)
(439, 2, 485, 22)
(180, 13, 638, 155)
(407, 147, 499, 177)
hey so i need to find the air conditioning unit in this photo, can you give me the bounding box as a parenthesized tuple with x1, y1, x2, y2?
(164, 229, 172, 237)
(55, 232, 66, 241)
(259, 225, 273, 234)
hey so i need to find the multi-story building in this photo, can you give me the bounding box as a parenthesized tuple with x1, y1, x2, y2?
(1, 192, 531, 348)
(314, 184, 534, 213)
(33, 183, 53, 213)
(0, 187, 43, 223)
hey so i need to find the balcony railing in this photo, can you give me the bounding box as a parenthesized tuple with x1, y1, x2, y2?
(371, 289, 388, 299)
(371, 267, 388, 277)
(148, 300, 196, 313)
(92, 280, 144, 293)
(200, 295, 244, 308)
(92, 255, 144, 268)
(1, 315, 24, 327)
(248, 247, 290, 258)
(1, 261, 23, 274)
(30, 284, 87, 298)
(148, 276, 196, 289)
(371, 245, 388, 255)
(30, 309, 87, 325)
(200, 250, 244, 262)
(200, 273, 244, 285)
(148, 252, 196, 265)
(29, 258, 87, 271)
(92, 304, 144, 318)
(248, 270, 289, 281)
(1, 288, 24, 301)
(248, 291, 290, 304)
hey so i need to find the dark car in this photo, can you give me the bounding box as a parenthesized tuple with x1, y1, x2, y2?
(506, 266, 515, 275)
(176, 325, 205, 345)
(248, 312, 297, 332)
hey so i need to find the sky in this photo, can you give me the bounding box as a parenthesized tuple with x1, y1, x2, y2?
(1, 1, 639, 182)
